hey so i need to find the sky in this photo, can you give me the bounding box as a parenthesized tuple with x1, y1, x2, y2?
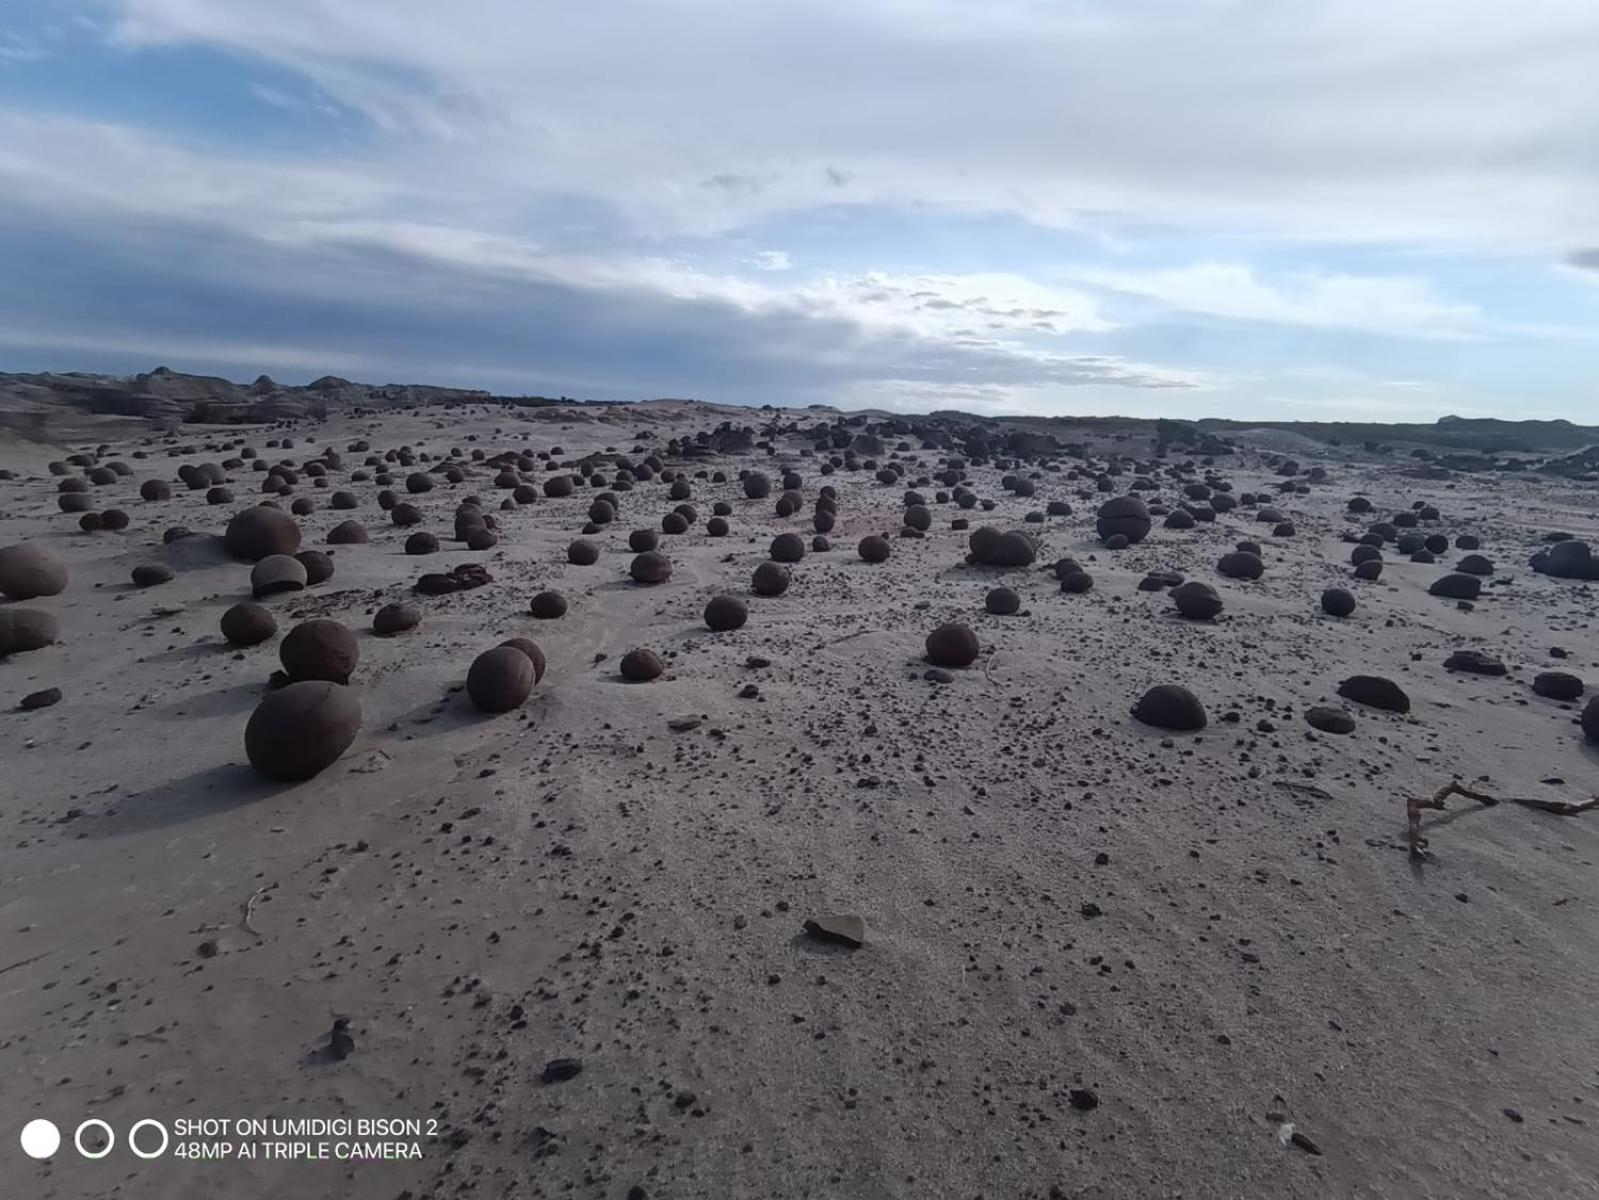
(2, 1, 1598, 422)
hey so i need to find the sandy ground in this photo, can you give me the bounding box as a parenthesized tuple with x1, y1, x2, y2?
(2, 404, 1598, 1200)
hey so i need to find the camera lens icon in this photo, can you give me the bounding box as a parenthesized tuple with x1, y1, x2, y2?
(128, 1119, 169, 1160)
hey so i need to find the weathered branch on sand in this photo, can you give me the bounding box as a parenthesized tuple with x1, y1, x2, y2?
(1408, 781, 1598, 860)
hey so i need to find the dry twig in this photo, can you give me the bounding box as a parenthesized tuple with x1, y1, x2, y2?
(1408, 781, 1597, 860)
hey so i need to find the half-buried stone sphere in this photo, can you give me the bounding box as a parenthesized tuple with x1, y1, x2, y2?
(327, 520, 368, 545)
(296, 550, 334, 586)
(499, 637, 547, 684)
(252, 554, 308, 599)
(1132, 684, 1206, 731)
(1171, 581, 1223, 619)
(1321, 587, 1356, 617)
(1305, 706, 1356, 734)
(925, 623, 980, 668)
(858, 534, 891, 563)
(467, 646, 535, 713)
(529, 590, 568, 619)
(568, 539, 600, 565)
(1337, 674, 1410, 713)
(1583, 696, 1599, 743)
(0, 543, 69, 600)
(630, 551, 673, 584)
(131, 563, 174, 587)
(620, 647, 664, 681)
(629, 529, 659, 553)
(1217, 550, 1264, 580)
(372, 603, 420, 636)
(985, 586, 1020, 615)
(280, 619, 359, 684)
(770, 533, 806, 563)
(1532, 671, 1583, 702)
(704, 594, 748, 631)
(752, 562, 791, 596)
(224, 507, 301, 561)
(0, 608, 59, 655)
(245, 680, 361, 781)
(1353, 559, 1383, 581)
(1060, 570, 1093, 594)
(1429, 573, 1481, 600)
(406, 531, 440, 555)
(221, 602, 276, 646)
(1095, 496, 1151, 545)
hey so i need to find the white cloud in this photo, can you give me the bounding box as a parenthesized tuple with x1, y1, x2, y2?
(1069, 262, 1486, 339)
(99, 0, 1599, 248)
(752, 250, 791, 271)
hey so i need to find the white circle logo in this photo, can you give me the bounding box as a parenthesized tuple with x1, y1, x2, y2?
(75, 1119, 115, 1160)
(128, 1119, 169, 1160)
(20, 1119, 61, 1160)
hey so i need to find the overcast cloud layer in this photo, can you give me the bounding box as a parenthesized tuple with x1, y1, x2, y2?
(1, 0, 1597, 419)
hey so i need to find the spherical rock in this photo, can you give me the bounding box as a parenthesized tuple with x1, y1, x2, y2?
(770, 532, 806, 563)
(1532, 671, 1583, 701)
(1444, 649, 1506, 676)
(858, 534, 891, 563)
(405, 531, 440, 555)
(0, 543, 69, 600)
(706, 516, 730, 537)
(280, 619, 359, 684)
(568, 539, 600, 565)
(101, 509, 130, 531)
(629, 528, 659, 553)
(529, 590, 568, 619)
(467, 646, 535, 713)
(0, 608, 60, 655)
(327, 520, 368, 545)
(224, 507, 302, 561)
(1305, 706, 1356, 734)
(140, 479, 172, 501)
(630, 551, 673, 584)
(620, 648, 664, 681)
(904, 504, 932, 532)
(704, 595, 748, 631)
(131, 563, 174, 588)
(245, 681, 361, 781)
(372, 603, 420, 636)
(1429, 573, 1481, 600)
(251, 554, 308, 598)
(498, 637, 547, 684)
(985, 586, 1020, 615)
(1353, 559, 1383, 581)
(1132, 684, 1206, 731)
(1060, 570, 1093, 594)
(1321, 587, 1356, 617)
(925, 623, 980, 668)
(220, 602, 276, 646)
(1337, 674, 1410, 713)
(1171, 581, 1223, 619)
(752, 561, 792, 596)
(390, 503, 423, 527)
(1456, 554, 1493, 576)
(1583, 696, 1599, 743)
(1217, 551, 1264, 580)
(743, 473, 772, 499)
(1095, 496, 1151, 545)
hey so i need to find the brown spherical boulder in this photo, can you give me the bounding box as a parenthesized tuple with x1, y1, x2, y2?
(1132, 684, 1207, 731)
(372, 603, 421, 636)
(327, 520, 369, 545)
(78, 512, 104, 532)
(529, 590, 568, 619)
(498, 637, 547, 684)
(770, 533, 806, 563)
(224, 506, 302, 561)
(220, 602, 276, 646)
(1095, 496, 1151, 545)
(743, 472, 772, 499)
(1305, 706, 1356, 734)
(985, 586, 1020, 615)
(0, 608, 59, 655)
(1429, 573, 1481, 600)
(58, 492, 93, 514)
(858, 534, 891, 563)
(630, 551, 673, 584)
(1171, 581, 1222, 619)
(904, 504, 932, 532)
(1060, 570, 1093, 594)
(296, 549, 335, 586)
(706, 516, 730, 537)
(704, 594, 748, 631)
(661, 511, 689, 534)
(568, 539, 600, 565)
(100, 509, 130, 531)
(131, 563, 174, 588)
(620, 647, 664, 681)
(629, 528, 659, 553)
(1531, 671, 1583, 702)
(244, 681, 362, 781)
(467, 646, 536, 713)
(925, 622, 980, 668)
(251, 554, 308, 598)
(752, 561, 791, 596)
(406, 531, 440, 555)
(1353, 559, 1383, 581)
(280, 619, 359, 684)
(0, 543, 69, 600)
(140, 479, 172, 501)
(543, 474, 575, 498)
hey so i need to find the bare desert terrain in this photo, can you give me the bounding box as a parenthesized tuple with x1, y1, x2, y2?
(2, 385, 1598, 1200)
